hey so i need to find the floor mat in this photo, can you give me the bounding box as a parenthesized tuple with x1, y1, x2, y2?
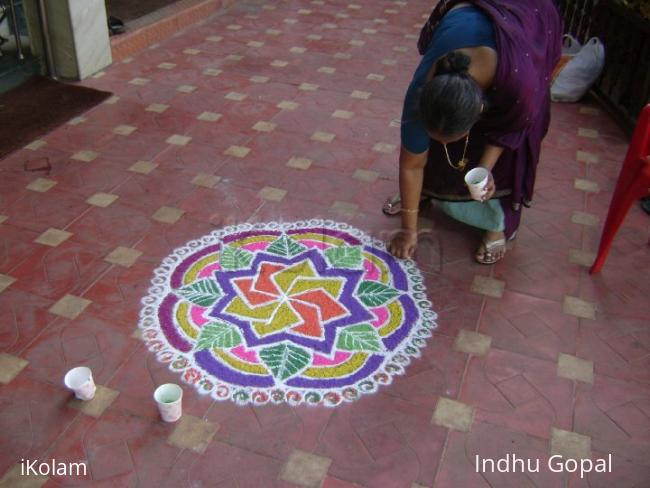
(0, 76, 111, 160)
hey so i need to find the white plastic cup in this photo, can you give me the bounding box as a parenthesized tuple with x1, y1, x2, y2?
(464, 167, 489, 201)
(64, 367, 97, 401)
(154, 384, 183, 422)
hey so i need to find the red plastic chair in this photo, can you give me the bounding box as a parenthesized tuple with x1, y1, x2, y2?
(590, 104, 650, 274)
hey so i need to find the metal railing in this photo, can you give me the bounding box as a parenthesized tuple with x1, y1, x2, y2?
(556, 0, 650, 132)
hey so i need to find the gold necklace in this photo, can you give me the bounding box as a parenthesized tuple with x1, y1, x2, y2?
(443, 134, 469, 171)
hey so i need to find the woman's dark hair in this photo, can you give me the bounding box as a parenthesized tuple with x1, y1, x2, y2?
(418, 51, 484, 137)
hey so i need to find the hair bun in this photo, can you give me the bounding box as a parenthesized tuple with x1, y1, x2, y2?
(436, 51, 471, 76)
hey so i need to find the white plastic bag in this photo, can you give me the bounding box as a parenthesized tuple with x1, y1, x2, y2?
(551, 37, 605, 103)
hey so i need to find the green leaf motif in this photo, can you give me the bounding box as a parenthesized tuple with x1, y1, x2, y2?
(356, 281, 401, 307)
(336, 324, 383, 352)
(259, 343, 311, 381)
(324, 246, 363, 269)
(195, 322, 243, 350)
(176, 279, 222, 307)
(266, 234, 306, 258)
(220, 246, 253, 270)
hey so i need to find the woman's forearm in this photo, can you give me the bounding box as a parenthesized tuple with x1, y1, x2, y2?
(398, 147, 427, 231)
(479, 144, 504, 171)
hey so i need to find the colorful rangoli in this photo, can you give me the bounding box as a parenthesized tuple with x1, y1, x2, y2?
(139, 221, 436, 407)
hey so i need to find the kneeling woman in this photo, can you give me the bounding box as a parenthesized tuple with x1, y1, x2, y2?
(387, 0, 562, 264)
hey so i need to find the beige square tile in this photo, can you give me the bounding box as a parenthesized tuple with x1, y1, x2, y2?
(203, 68, 222, 77)
(131, 328, 143, 340)
(206, 35, 223, 42)
(558, 353, 594, 384)
(454, 329, 492, 356)
(373, 142, 396, 153)
(252, 121, 277, 132)
(226, 24, 242, 31)
(283, 18, 298, 25)
(393, 45, 408, 52)
(157, 62, 176, 69)
(311, 0, 324, 5)
(248, 41, 265, 48)
(86, 192, 119, 208)
(26, 178, 57, 193)
(146, 103, 169, 113)
(337, 13, 349, 18)
(24, 139, 47, 150)
(192, 173, 221, 188)
(317, 66, 336, 74)
(224, 145, 251, 158)
(35, 228, 72, 247)
(298, 8, 312, 14)
(271, 59, 289, 68)
(352, 169, 379, 183)
(184, 48, 201, 55)
(471, 275, 505, 298)
(197, 112, 222, 122)
(311, 131, 335, 143)
(71, 150, 98, 162)
(550, 428, 591, 459)
(287, 157, 313, 170)
(576, 150, 599, 164)
(177, 85, 197, 94)
(574, 179, 599, 193)
(366, 73, 385, 81)
(152, 206, 185, 224)
(149, 42, 160, 49)
(0, 274, 16, 293)
(122, 56, 134, 63)
(0, 463, 48, 487)
(348, 3, 362, 9)
(306, 34, 322, 41)
(568, 249, 596, 267)
(68, 385, 119, 418)
(0, 215, 7, 224)
(332, 110, 354, 120)
(166, 135, 192, 146)
(266, 28, 282, 36)
(105, 246, 143, 267)
(129, 160, 158, 174)
(579, 106, 601, 116)
(258, 186, 287, 202)
(563, 296, 596, 320)
(363, 28, 377, 34)
(225, 54, 243, 61)
(290, 46, 307, 54)
(250, 75, 269, 83)
(49, 294, 92, 320)
(280, 450, 331, 488)
(225, 92, 247, 101)
(385, 8, 398, 14)
(277, 100, 299, 110)
(0, 353, 29, 384)
(571, 211, 599, 226)
(374, 18, 388, 24)
(112, 125, 137, 136)
(331, 201, 358, 213)
(349, 39, 365, 47)
(578, 127, 599, 138)
(262, 4, 277, 9)
(105, 95, 120, 104)
(382, 58, 397, 66)
(129, 77, 150, 86)
(432, 397, 475, 432)
(404, 33, 418, 40)
(299, 83, 319, 92)
(321, 23, 338, 29)
(351, 90, 371, 100)
(334, 52, 352, 60)
(168, 415, 218, 454)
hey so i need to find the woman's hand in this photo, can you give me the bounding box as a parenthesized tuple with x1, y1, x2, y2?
(480, 169, 495, 201)
(388, 229, 418, 259)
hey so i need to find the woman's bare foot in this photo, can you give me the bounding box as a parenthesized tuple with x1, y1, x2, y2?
(475, 230, 506, 264)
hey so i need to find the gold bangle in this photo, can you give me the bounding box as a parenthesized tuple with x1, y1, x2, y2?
(401, 208, 419, 214)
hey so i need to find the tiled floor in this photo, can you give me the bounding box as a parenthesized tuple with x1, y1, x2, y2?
(1, 1, 649, 487)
